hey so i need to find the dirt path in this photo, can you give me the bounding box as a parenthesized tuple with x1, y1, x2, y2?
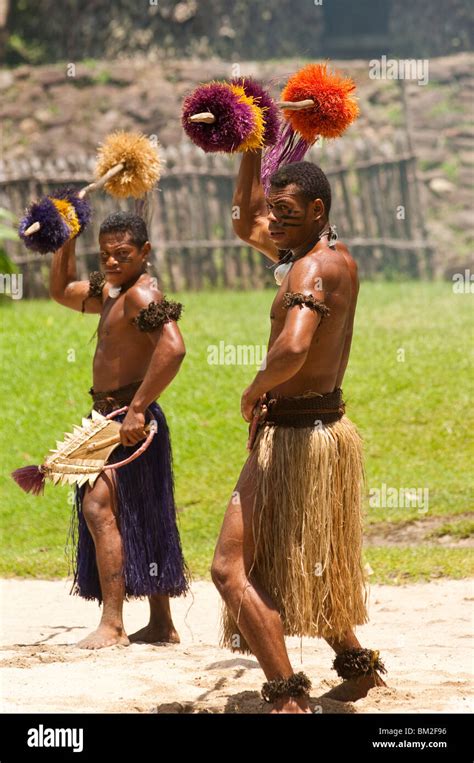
(1, 578, 472, 714)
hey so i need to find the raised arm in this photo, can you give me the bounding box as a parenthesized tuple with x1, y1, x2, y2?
(49, 238, 103, 313)
(232, 150, 280, 263)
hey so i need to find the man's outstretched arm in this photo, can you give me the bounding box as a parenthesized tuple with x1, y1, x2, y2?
(232, 149, 280, 263)
(49, 238, 103, 313)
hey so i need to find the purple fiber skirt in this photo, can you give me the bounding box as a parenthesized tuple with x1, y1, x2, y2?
(69, 402, 190, 602)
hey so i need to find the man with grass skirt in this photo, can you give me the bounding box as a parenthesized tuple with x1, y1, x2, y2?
(50, 211, 189, 649)
(212, 151, 387, 712)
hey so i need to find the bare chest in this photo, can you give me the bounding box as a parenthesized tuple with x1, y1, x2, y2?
(95, 298, 148, 353)
(269, 286, 290, 335)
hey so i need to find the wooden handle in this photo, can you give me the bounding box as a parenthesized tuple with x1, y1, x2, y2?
(86, 424, 151, 451)
(246, 398, 267, 451)
(277, 99, 315, 111)
(102, 420, 158, 471)
(189, 112, 216, 124)
(24, 221, 41, 237)
(78, 162, 125, 199)
(86, 433, 122, 451)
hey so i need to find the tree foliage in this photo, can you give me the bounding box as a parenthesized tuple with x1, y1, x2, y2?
(4, 0, 473, 65)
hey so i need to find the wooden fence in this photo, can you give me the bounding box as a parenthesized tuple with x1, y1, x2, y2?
(0, 136, 434, 297)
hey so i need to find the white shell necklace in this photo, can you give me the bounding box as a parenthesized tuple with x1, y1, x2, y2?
(272, 225, 338, 285)
(107, 269, 149, 299)
(274, 260, 293, 286)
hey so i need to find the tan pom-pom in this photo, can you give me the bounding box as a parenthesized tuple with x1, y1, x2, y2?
(94, 131, 162, 199)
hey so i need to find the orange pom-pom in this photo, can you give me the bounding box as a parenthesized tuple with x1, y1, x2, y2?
(281, 63, 359, 142)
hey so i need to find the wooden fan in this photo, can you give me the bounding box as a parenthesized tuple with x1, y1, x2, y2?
(11, 406, 158, 495)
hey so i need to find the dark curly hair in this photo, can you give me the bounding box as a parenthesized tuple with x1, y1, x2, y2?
(269, 161, 332, 216)
(99, 212, 149, 248)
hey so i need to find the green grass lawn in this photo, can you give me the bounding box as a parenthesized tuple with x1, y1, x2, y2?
(1, 282, 473, 582)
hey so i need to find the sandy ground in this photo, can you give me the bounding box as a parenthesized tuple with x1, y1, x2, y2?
(0, 577, 472, 714)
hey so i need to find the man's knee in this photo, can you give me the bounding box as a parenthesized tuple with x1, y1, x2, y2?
(211, 553, 232, 594)
(82, 484, 114, 531)
(211, 550, 248, 598)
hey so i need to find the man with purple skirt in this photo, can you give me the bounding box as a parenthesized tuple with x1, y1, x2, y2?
(50, 210, 189, 649)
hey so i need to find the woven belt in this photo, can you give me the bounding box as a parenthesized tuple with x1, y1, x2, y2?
(264, 388, 345, 428)
(89, 380, 143, 416)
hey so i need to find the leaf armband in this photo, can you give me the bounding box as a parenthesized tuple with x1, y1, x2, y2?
(81, 271, 106, 313)
(282, 291, 330, 318)
(133, 298, 183, 332)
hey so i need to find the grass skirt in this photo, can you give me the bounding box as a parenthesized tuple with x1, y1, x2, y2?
(221, 415, 369, 652)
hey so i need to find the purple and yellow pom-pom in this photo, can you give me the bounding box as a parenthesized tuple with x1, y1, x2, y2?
(231, 77, 280, 147)
(182, 79, 278, 153)
(54, 186, 92, 231)
(182, 82, 255, 153)
(228, 83, 265, 152)
(18, 188, 92, 254)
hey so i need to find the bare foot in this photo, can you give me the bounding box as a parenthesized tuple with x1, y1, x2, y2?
(322, 671, 387, 702)
(270, 695, 312, 714)
(129, 623, 180, 644)
(77, 623, 130, 650)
